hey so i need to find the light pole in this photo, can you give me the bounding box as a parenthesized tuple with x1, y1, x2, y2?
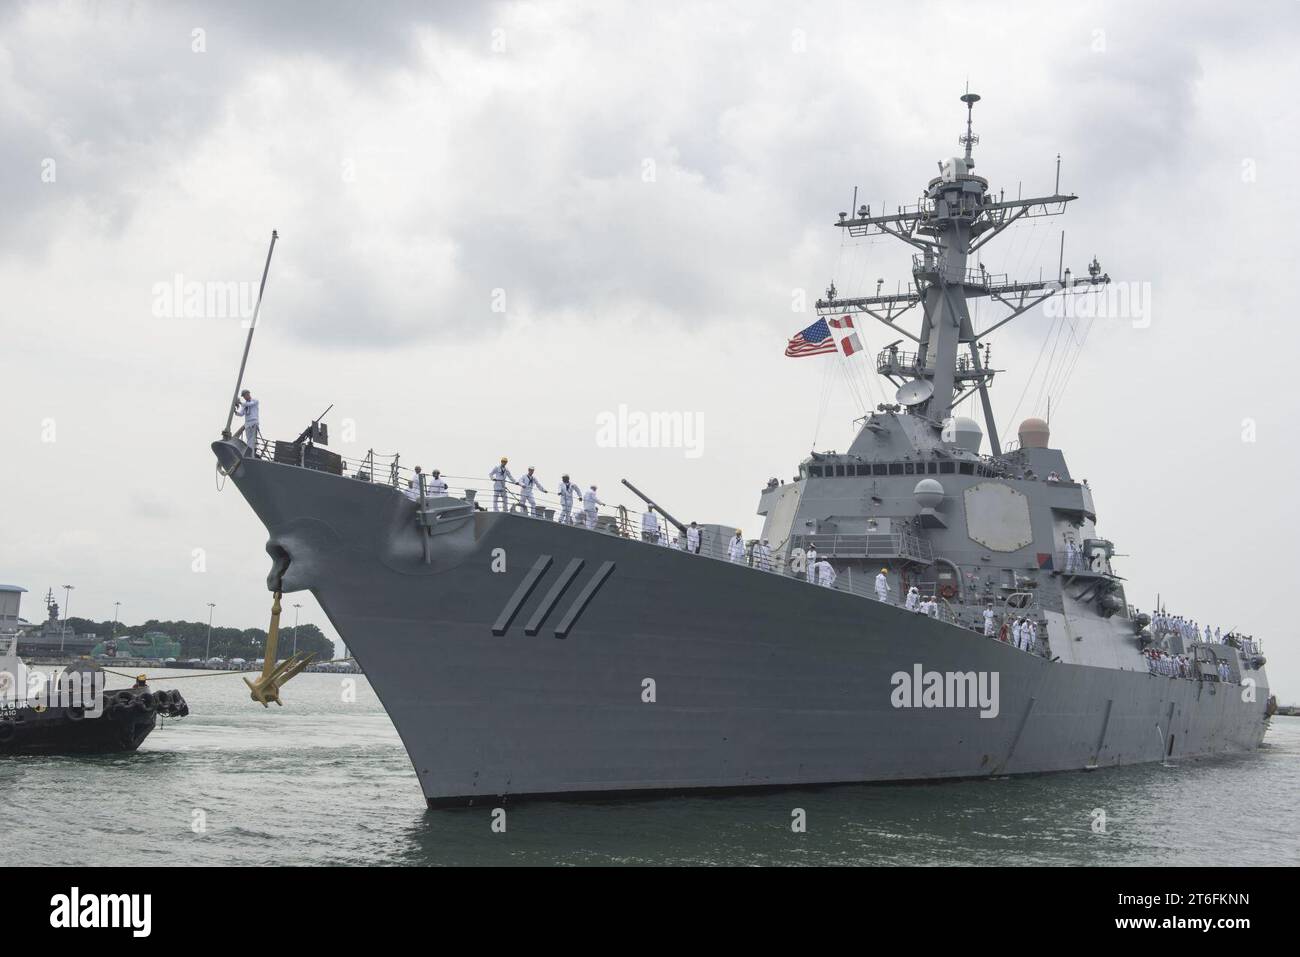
(292, 602, 302, 656)
(60, 584, 74, 653)
(112, 601, 121, 637)
(205, 602, 216, 662)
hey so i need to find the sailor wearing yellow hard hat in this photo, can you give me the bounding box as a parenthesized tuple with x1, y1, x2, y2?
(874, 567, 891, 602)
(728, 529, 746, 564)
(488, 457, 516, 511)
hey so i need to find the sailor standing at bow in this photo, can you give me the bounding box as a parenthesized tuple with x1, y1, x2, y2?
(686, 521, 702, 554)
(233, 389, 261, 456)
(874, 568, 890, 602)
(489, 458, 516, 512)
(805, 545, 818, 582)
(642, 508, 660, 543)
(405, 465, 428, 502)
(518, 467, 548, 516)
(582, 485, 604, 529)
(983, 604, 996, 636)
(905, 586, 921, 612)
(728, 530, 746, 564)
(557, 474, 581, 524)
(427, 469, 448, 497)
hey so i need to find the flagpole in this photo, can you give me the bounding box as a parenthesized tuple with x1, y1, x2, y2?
(222, 229, 279, 439)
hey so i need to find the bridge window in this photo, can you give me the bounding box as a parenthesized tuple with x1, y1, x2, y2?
(835, 465, 846, 477)
(939, 462, 955, 474)
(809, 466, 823, 477)
(873, 464, 887, 476)
(888, 463, 904, 475)
(959, 463, 974, 475)
(904, 463, 916, 475)
(927, 463, 938, 474)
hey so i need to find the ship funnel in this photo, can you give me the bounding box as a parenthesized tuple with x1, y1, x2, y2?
(1018, 417, 1050, 449)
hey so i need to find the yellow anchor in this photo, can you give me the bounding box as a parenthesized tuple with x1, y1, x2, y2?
(243, 591, 315, 707)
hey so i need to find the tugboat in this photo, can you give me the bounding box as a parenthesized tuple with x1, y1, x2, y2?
(0, 633, 189, 755)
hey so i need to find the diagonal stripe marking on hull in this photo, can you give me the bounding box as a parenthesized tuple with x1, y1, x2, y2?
(553, 561, 615, 639)
(491, 555, 552, 635)
(524, 558, 585, 636)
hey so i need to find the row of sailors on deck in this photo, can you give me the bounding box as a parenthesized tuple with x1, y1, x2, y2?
(405, 460, 611, 528)
(903, 586, 942, 618)
(1144, 648, 1235, 683)
(1152, 612, 1222, 646)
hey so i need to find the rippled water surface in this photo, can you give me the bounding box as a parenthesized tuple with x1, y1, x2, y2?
(2, 671, 1296, 866)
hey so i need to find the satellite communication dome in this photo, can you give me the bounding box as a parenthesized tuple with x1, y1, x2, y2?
(946, 416, 983, 453)
(1018, 417, 1050, 449)
(913, 478, 945, 509)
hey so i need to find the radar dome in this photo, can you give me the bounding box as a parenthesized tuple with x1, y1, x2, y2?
(1018, 417, 1050, 449)
(945, 416, 983, 453)
(913, 478, 945, 509)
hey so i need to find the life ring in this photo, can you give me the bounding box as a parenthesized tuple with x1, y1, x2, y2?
(939, 583, 958, 600)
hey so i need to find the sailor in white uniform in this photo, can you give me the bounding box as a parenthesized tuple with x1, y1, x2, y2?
(657, 525, 669, 547)
(1064, 539, 1078, 573)
(518, 467, 547, 515)
(1025, 619, 1038, 652)
(489, 458, 516, 512)
(806, 546, 818, 582)
(642, 509, 660, 543)
(815, 560, 837, 587)
(582, 485, 604, 529)
(405, 465, 427, 502)
(1011, 618, 1024, 650)
(427, 469, 448, 497)
(905, 586, 920, 612)
(686, 522, 702, 554)
(755, 539, 773, 571)
(983, 605, 996, 636)
(874, 568, 890, 602)
(557, 474, 580, 524)
(233, 389, 261, 456)
(728, 530, 746, 564)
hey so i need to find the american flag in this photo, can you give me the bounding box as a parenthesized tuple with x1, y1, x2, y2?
(785, 318, 837, 357)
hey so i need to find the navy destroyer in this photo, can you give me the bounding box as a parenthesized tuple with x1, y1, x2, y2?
(212, 94, 1272, 806)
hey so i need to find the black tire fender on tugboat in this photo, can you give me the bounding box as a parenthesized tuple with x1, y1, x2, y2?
(0, 717, 15, 742)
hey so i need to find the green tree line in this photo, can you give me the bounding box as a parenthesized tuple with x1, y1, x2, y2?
(65, 616, 335, 661)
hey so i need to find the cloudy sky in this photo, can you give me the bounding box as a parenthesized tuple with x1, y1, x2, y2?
(3, 0, 1298, 699)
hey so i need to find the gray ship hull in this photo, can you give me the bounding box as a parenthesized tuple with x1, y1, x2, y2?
(216, 443, 1270, 806)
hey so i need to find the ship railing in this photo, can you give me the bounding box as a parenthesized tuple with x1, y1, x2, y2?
(248, 436, 987, 624)
(789, 532, 934, 565)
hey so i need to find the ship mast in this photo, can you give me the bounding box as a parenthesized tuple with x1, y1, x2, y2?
(817, 93, 1109, 455)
